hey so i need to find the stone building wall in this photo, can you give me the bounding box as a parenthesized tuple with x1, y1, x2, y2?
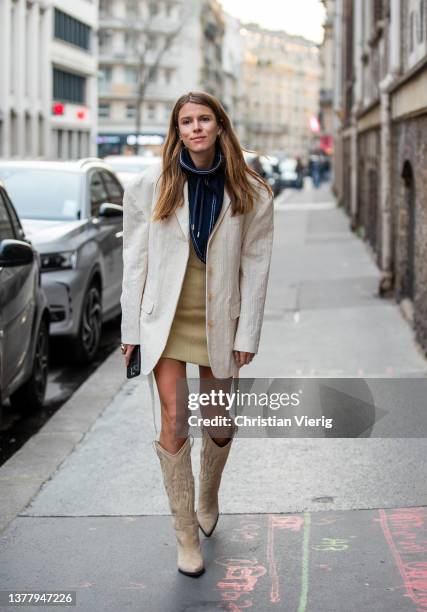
(391, 113, 427, 351)
(357, 127, 382, 266)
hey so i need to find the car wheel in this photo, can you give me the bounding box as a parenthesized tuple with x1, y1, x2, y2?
(69, 282, 102, 364)
(10, 319, 49, 411)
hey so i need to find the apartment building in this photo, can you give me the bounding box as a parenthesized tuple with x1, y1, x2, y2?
(0, 0, 98, 159)
(239, 23, 321, 157)
(318, 0, 335, 158)
(222, 12, 244, 140)
(97, 0, 225, 156)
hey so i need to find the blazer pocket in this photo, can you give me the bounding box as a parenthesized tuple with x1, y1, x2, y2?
(230, 299, 241, 319)
(141, 294, 154, 315)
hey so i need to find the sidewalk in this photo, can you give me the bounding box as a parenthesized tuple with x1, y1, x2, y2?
(1, 184, 427, 611)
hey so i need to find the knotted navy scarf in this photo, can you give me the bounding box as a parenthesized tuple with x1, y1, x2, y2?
(179, 142, 225, 263)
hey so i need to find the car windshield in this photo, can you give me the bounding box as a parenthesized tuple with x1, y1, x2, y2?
(0, 167, 81, 220)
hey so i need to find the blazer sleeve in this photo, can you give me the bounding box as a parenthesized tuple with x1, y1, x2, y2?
(233, 189, 274, 354)
(120, 178, 151, 345)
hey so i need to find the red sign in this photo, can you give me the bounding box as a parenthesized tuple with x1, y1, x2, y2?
(320, 135, 334, 154)
(52, 102, 64, 115)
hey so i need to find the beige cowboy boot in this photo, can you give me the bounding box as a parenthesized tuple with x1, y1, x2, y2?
(153, 435, 205, 577)
(197, 424, 238, 537)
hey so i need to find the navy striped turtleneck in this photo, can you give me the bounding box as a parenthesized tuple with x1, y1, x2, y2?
(179, 143, 225, 264)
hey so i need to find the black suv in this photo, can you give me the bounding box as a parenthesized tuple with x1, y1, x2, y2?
(0, 182, 50, 411)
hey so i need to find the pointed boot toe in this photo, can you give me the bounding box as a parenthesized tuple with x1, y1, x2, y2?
(197, 510, 219, 537)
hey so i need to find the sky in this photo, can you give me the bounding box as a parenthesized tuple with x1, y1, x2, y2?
(219, 0, 326, 43)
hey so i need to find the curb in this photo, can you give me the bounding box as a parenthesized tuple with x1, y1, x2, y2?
(0, 347, 127, 534)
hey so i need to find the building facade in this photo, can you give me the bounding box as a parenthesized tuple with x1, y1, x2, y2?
(97, 0, 226, 156)
(332, 0, 427, 354)
(222, 12, 244, 140)
(239, 23, 321, 157)
(318, 0, 335, 158)
(0, 0, 98, 159)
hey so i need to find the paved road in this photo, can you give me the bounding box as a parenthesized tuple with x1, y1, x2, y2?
(0, 182, 426, 612)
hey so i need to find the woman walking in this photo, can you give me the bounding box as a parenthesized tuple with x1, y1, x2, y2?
(120, 91, 274, 577)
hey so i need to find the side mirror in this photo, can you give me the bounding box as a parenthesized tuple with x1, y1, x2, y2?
(0, 239, 34, 267)
(99, 202, 123, 218)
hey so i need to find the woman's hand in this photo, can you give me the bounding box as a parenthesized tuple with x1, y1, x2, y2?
(233, 351, 255, 367)
(122, 344, 136, 367)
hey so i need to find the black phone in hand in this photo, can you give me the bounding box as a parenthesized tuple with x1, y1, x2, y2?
(126, 345, 141, 378)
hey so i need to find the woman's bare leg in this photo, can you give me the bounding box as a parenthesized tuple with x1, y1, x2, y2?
(153, 357, 189, 454)
(198, 364, 235, 446)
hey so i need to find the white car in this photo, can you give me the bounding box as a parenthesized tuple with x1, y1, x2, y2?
(104, 155, 161, 188)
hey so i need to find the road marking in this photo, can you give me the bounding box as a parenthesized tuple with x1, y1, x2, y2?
(297, 512, 312, 612)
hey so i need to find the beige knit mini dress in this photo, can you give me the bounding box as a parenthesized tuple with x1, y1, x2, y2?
(161, 239, 210, 366)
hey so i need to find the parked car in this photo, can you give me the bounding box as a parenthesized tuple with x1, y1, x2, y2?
(244, 152, 282, 197)
(0, 159, 124, 364)
(0, 182, 50, 411)
(279, 158, 304, 189)
(104, 154, 161, 188)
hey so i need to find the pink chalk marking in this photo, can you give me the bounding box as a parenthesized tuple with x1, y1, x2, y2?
(230, 523, 261, 542)
(379, 508, 427, 608)
(266, 515, 305, 603)
(215, 557, 267, 610)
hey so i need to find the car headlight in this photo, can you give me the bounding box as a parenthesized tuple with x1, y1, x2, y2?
(40, 250, 77, 271)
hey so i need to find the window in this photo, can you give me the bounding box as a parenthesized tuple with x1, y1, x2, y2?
(418, 0, 425, 42)
(98, 104, 110, 118)
(100, 171, 123, 204)
(90, 172, 108, 217)
(149, 2, 159, 17)
(100, 0, 112, 18)
(164, 68, 173, 84)
(99, 30, 112, 52)
(126, 104, 136, 118)
(54, 9, 91, 51)
(125, 67, 138, 84)
(146, 34, 157, 50)
(0, 168, 81, 220)
(98, 66, 112, 93)
(99, 67, 112, 82)
(126, 0, 138, 17)
(147, 103, 156, 120)
(125, 32, 138, 52)
(0, 190, 16, 241)
(53, 68, 85, 104)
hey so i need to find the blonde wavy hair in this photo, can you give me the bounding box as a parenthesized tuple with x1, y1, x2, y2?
(152, 91, 272, 221)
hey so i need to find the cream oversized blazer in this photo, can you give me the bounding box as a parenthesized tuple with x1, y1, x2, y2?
(120, 161, 274, 431)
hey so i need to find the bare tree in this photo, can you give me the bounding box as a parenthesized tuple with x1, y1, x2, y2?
(126, 3, 187, 154)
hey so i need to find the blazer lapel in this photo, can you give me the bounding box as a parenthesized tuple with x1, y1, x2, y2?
(175, 180, 190, 241)
(208, 188, 231, 245)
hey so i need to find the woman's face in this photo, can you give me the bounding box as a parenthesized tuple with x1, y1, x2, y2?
(177, 102, 221, 154)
